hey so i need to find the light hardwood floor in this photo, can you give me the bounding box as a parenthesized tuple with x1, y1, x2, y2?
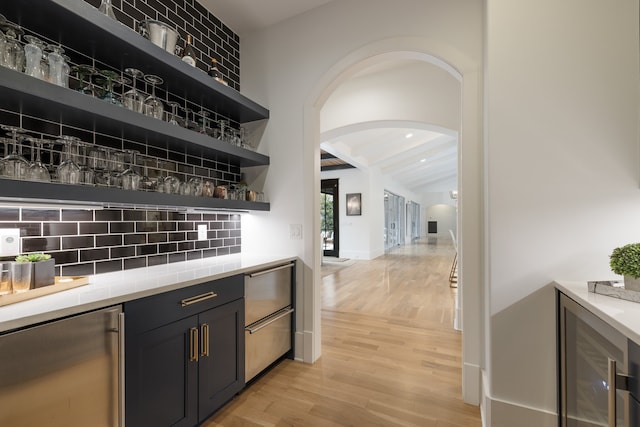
(204, 237, 481, 426)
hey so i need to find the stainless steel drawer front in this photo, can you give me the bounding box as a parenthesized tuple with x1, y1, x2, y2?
(244, 309, 293, 381)
(244, 263, 293, 326)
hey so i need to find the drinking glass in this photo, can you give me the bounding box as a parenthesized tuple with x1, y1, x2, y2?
(162, 175, 180, 194)
(123, 68, 145, 113)
(98, 0, 119, 21)
(143, 74, 164, 119)
(61, 54, 71, 88)
(2, 24, 24, 72)
(217, 119, 229, 142)
(1, 126, 29, 179)
(181, 107, 198, 130)
(166, 101, 181, 125)
(120, 150, 141, 190)
(98, 69, 124, 106)
(23, 35, 44, 79)
(77, 142, 95, 184)
(73, 65, 97, 96)
(199, 110, 213, 135)
(56, 136, 81, 184)
(47, 45, 66, 87)
(26, 137, 51, 182)
(188, 176, 203, 196)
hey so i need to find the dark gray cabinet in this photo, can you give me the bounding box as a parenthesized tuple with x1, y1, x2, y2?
(0, 0, 270, 212)
(125, 276, 244, 426)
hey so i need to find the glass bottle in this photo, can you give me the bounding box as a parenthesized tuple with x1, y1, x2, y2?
(181, 34, 197, 67)
(208, 58, 222, 81)
(98, 0, 118, 21)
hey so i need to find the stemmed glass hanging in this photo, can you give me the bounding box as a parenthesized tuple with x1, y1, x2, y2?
(1, 125, 29, 179)
(199, 110, 212, 135)
(123, 68, 145, 113)
(56, 136, 81, 184)
(143, 74, 164, 119)
(25, 137, 51, 182)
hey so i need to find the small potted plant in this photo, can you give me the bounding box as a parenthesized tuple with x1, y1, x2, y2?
(610, 243, 640, 291)
(12, 253, 55, 291)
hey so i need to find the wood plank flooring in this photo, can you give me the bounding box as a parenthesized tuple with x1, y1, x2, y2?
(204, 237, 481, 426)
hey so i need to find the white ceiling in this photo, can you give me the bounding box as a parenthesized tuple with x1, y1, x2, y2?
(321, 126, 457, 192)
(199, 0, 335, 35)
(199, 1, 459, 193)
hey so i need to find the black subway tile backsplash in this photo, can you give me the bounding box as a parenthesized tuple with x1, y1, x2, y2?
(0, 207, 241, 275)
(83, 0, 240, 90)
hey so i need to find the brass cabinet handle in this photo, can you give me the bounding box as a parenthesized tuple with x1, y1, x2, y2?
(201, 323, 209, 357)
(181, 291, 218, 307)
(189, 327, 199, 362)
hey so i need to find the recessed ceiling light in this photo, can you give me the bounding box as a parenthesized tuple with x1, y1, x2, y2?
(420, 158, 426, 162)
(405, 133, 413, 139)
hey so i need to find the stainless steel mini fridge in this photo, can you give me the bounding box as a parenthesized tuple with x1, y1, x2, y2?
(0, 305, 124, 427)
(244, 262, 294, 382)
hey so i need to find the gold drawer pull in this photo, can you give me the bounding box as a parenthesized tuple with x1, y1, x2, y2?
(181, 291, 218, 307)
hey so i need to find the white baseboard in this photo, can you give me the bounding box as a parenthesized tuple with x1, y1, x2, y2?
(481, 370, 557, 427)
(463, 362, 481, 405)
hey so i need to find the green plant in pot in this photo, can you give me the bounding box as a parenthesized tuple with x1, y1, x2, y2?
(610, 243, 640, 291)
(12, 253, 55, 291)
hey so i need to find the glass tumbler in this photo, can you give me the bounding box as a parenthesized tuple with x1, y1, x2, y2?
(23, 35, 43, 79)
(2, 24, 25, 72)
(47, 45, 66, 87)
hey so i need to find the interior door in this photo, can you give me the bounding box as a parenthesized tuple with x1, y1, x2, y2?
(321, 179, 339, 257)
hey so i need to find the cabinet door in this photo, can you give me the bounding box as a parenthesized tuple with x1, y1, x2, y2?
(126, 316, 198, 427)
(198, 299, 245, 421)
(559, 292, 628, 426)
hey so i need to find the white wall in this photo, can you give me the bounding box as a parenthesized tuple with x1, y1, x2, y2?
(425, 204, 457, 238)
(485, 0, 640, 425)
(239, 0, 484, 414)
(321, 166, 421, 259)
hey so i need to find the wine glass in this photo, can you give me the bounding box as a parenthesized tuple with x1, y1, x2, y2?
(1, 125, 29, 179)
(56, 136, 81, 184)
(26, 137, 51, 182)
(166, 101, 181, 125)
(123, 68, 145, 113)
(120, 149, 141, 190)
(199, 110, 212, 135)
(97, 69, 124, 106)
(143, 74, 164, 119)
(72, 64, 97, 96)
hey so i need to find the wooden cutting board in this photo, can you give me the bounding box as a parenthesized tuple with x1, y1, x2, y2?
(0, 276, 89, 307)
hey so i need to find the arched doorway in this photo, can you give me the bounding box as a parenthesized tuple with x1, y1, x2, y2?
(303, 39, 483, 404)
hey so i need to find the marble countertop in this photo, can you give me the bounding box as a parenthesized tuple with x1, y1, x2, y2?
(554, 280, 640, 344)
(0, 253, 296, 333)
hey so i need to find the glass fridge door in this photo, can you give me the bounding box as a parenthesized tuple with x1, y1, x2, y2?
(559, 292, 628, 427)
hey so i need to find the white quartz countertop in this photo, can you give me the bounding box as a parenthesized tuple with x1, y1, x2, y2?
(554, 280, 640, 344)
(0, 253, 296, 333)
